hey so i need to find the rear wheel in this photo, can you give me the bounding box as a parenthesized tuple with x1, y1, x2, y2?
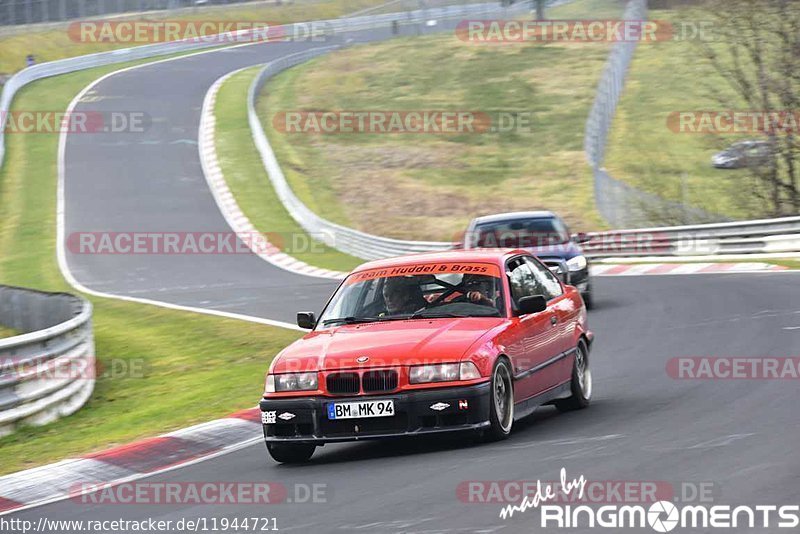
(555, 340, 592, 412)
(266, 442, 316, 463)
(484, 358, 514, 441)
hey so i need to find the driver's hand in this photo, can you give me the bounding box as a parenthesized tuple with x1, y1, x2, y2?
(467, 291, 485, 304)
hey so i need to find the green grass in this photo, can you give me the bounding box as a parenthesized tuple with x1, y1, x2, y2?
(257, 0, 624, 241)
(603, 6, 774, 221)
(214, 68, 362, 272)
(545, 0, 627, 19)
(0, 325, 20, 338)
(772, 259, 800, 270)
(0, 58, 302, 475)
(0, 0, 388, 74)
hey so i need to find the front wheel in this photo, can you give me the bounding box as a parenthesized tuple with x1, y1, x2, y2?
(266, 442, 316, 464)
(555, 340, 592, 412)
(484, 358, 514, 441)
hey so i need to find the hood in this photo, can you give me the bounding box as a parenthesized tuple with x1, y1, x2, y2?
(271, 318, 506, 372)
(525, 240, 583, 260)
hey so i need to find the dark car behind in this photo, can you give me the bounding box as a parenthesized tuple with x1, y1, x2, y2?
(462, 211, 593, 308)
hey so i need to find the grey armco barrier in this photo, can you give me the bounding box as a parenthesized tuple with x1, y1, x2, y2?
(582, 215, 800, 258)
(248, 48, 455, 260)
(247, 2, 530, 260)
(0, 286, 94, 437)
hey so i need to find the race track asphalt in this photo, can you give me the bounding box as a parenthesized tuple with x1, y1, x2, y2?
(13, 273, 800, 532)
(62, 21, 463, 323)
(20, 9, 800, 534)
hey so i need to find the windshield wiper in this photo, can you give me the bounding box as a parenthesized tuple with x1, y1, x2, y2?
(321, 316, 381, 326)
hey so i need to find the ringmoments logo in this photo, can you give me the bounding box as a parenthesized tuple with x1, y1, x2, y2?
(499, 469, 800, 531)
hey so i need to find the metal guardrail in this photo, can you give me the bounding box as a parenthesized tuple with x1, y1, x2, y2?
(583, 216, 800, 258)
(249, 52, 453, 260)
(0, 286, 94, 437)
(247, 2, 525, 260)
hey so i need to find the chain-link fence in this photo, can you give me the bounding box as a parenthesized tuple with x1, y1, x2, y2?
(584, 0, 726, 228)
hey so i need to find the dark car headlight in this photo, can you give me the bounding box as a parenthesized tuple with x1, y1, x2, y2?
(567, 255, 588, 272)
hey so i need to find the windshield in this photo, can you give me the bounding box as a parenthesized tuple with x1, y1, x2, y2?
(318, 263, 505, 327)
(473, 217, 570, 248)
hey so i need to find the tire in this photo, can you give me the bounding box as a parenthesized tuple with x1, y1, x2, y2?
(266, 442, 316, 464)
(484, 358, 515, 441)
(555, 340, 592, 412)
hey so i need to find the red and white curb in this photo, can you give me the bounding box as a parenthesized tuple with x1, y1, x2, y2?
(591, 262, 787, 276)
(0, 408, 263, 516)
(198, 69, 346, 280)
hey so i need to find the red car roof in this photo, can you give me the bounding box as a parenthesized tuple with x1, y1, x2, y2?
(351, 249, 527, 274)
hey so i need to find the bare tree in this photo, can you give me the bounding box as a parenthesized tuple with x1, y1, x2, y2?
(696, 0, 800, 215)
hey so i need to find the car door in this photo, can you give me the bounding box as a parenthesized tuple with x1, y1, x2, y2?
(525, 256, 576, 386)
(502, 257, 563, 401)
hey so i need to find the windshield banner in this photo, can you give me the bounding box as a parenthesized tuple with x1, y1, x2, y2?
(345, 262, 501, 285)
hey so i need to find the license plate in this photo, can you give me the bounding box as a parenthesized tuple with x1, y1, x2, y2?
(327, 399, 395, 420)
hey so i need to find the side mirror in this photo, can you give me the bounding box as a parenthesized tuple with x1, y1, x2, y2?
(572, 232, 591, 244)
(297, 312, 316, 329)
(516, 295, 548, 316)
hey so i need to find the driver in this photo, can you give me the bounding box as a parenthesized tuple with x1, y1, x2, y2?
(462, 274, 495, 307)
(382, 276, 427, 315)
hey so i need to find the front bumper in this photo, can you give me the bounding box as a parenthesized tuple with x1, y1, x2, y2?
(540, 257, 590, 294)
(569, 266, 591, 293)
(259, 382, 491, 444)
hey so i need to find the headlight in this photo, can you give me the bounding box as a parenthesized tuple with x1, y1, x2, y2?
(566, 255, 587, 272)
(409, 362, 482, 384)
(265, 372, 318, 393)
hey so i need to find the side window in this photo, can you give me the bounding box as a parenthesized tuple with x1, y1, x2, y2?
(525, 257, 564, 300)
(507, 259, 544, 305)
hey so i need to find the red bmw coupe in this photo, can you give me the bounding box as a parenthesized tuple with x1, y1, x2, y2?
(260, 249, 594, 463)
